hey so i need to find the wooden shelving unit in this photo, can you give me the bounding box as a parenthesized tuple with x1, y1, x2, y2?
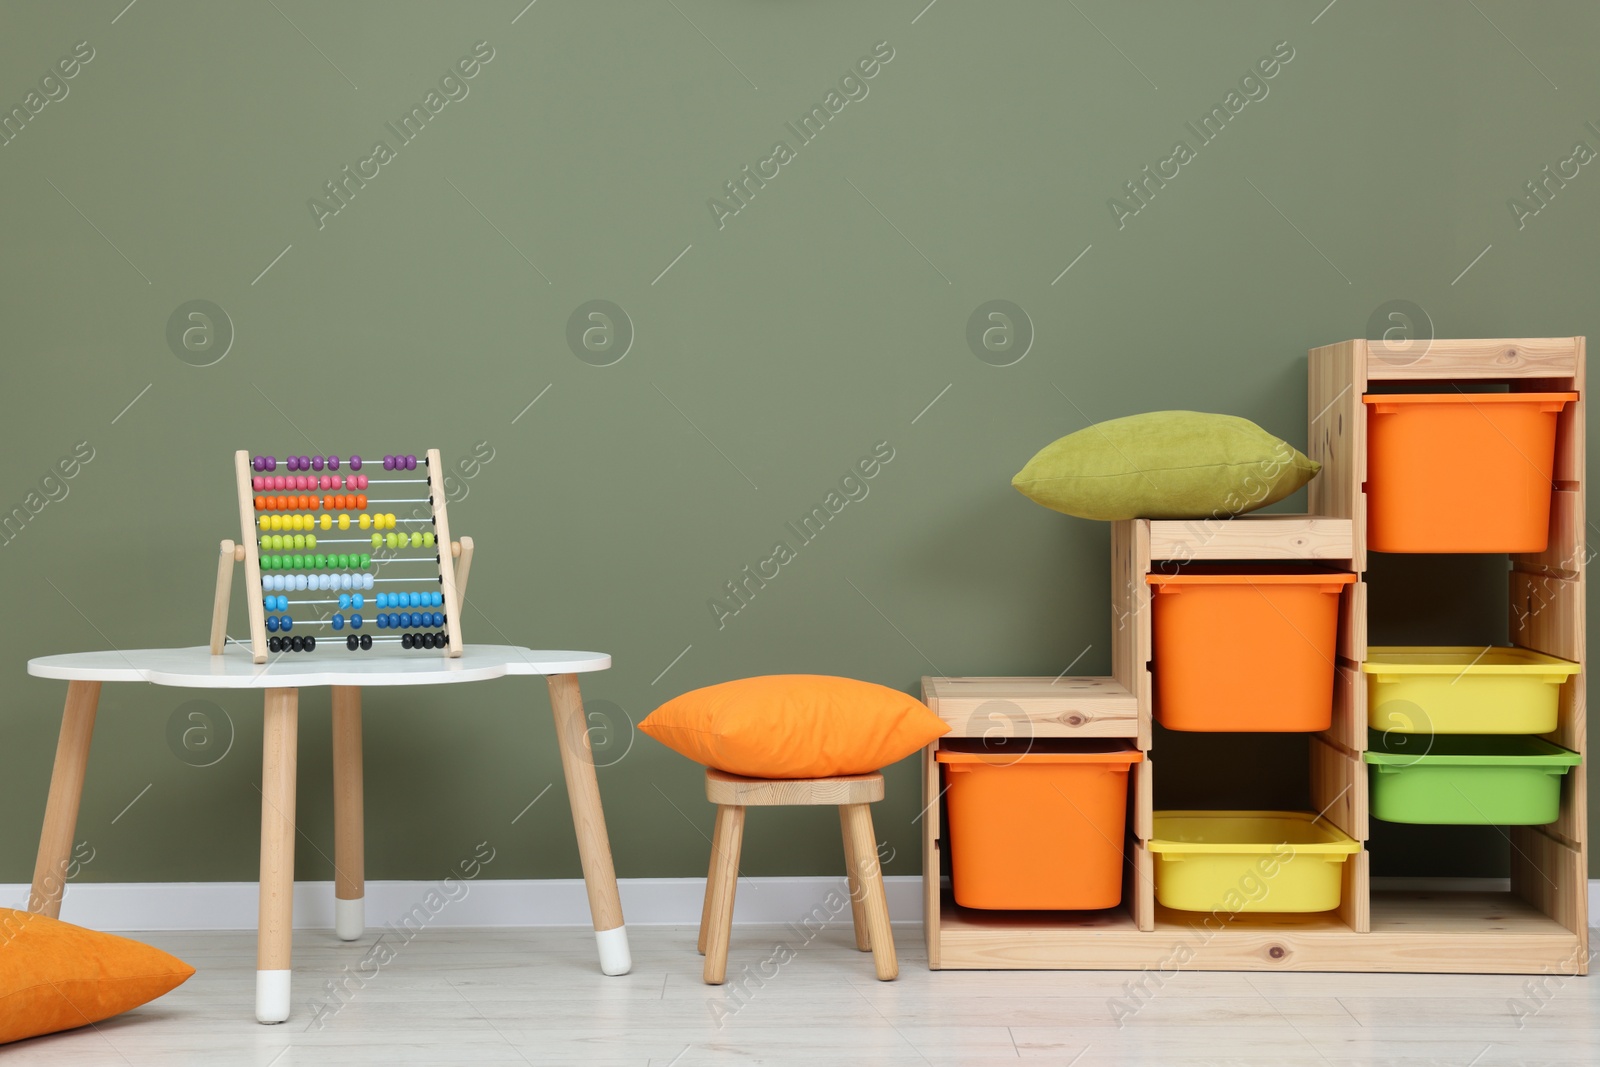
(921, 337, 1587, 974)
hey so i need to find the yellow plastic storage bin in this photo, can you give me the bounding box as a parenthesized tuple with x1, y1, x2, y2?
(1148, 812, 1360, 914)
(1363, 646, 1580, 735)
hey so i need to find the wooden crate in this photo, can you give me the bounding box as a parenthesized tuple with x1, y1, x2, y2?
(921, 338, 1586, 973)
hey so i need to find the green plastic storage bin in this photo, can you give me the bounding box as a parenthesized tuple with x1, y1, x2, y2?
(1365, 733, 1580, 825)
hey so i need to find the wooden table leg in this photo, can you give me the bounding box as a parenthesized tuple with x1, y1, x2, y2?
(546, 673, 631, 976)
(839, 807, 872, 951)
(331, 685, 365, 942)
(257, 687, 298, 1023)
(29, 681, 101, 918)
(842, 803, 898, 981)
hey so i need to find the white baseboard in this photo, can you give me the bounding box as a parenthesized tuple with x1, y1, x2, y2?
(1, 876, 925, 932)
(5, 877, 1594, 933)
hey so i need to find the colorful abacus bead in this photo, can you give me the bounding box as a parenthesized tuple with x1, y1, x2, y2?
(383, 455, 396, 471)
(349, 455, 362, 471)
(350, 613, 363, 629)
(328, 456, 341, 471)
(401, 633, 413, 649)
(359, 633, 372, 650)
(346, 634, 359, 651)
(331, 613, 344, 630)
(269, 637, 283, 653)
(405, 455, 417, 470)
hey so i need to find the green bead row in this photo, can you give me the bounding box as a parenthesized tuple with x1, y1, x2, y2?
(260, 552, 373, 571)
(372, 531, 435, 549)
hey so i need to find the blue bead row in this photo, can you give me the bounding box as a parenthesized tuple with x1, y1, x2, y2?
(266, 614, 294, 632)
(376, 611, 444, 630)
(376, 591, 443, 609)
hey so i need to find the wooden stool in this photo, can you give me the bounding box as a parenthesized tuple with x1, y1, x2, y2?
(697, 768, 897, 984)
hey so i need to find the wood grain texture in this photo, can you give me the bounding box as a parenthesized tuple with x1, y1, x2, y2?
(1307, 340, 1366, 572)
(1130, 838, 1155, 933)
(1365, 337, 1579, 380)
(1323, 663, 1367, 754)
(453, 535, 474, 602)
(701, 803, 744, 985)
(935, 890, 1580, 972)
(1310, 736, 1367, 842)
(1109, 520, 1152, 750)
(424, 448, 464, 657)
(1338, 581, 1367, 662)
(330, 685, 364, 902)
(840, 807, 872, 952)
(210, 539, 235, 655)
(547, 673, 626, 932)
(704, 769, 885, 807)
(1339, 849, 1371, 934)
(233, 450, 268, 662)
(696, 804, 726, 956)
(842, 802, 898, 980)
(1509, 569, 1582, 663)
(1146, 516, 1354, 562)
(1542, 756, 1586, 852)
(922, 676, 1137, 739)
(27, 680, 100, 918)
(257, 687, 298, 971)
(920, 738, 941, 970)
(1510, 828, 1587, 940)
(1131, 755, 1152, 842)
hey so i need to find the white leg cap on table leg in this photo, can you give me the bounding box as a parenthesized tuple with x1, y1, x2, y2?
(595, 925, 632, 976)
(335, 896, 365, 941)
(256, 969, 292, 1024)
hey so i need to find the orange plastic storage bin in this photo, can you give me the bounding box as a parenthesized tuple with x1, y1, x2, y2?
(1363, 392, 1576, 553)
(1146, 568, 1355, 731)
(936, 740, 1142, 910)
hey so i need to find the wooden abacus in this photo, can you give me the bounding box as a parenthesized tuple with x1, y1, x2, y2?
(209, 449, 473, 664)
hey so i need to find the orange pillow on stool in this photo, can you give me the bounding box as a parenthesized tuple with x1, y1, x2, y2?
(0, 908, 194, 1044)
(641, 674, 950, 778)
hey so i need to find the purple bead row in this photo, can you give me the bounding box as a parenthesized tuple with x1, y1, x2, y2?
(252, 454, 420, 472)
(253, 455, 364, 472)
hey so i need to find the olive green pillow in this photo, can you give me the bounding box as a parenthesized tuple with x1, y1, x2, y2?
(1012, 411, 1320, 521)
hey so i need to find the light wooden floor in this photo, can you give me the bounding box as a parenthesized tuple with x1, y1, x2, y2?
(11, 924, 1600, 1065)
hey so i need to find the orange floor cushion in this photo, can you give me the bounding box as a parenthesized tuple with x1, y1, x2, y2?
(0, 908, 194, 1044)
(641, 674, 949, 778)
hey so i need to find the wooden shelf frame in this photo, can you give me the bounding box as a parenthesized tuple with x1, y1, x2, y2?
(920, 337, 1586, 973)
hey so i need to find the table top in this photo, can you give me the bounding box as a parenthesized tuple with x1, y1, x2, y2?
(27, 645, 610, 689)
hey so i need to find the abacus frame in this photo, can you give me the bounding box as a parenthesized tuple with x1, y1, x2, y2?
(210, 448, 471, 663)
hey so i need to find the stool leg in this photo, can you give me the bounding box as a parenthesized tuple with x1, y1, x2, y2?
(702, 803, 745, 985)
(697, 805, 727, 955)
(331, 686, 365, 941)
(839, 807, 871, 951)
(841, 803, 897, 981)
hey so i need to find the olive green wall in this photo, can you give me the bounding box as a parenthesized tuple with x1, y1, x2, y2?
(2, 1, 1596, 888)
